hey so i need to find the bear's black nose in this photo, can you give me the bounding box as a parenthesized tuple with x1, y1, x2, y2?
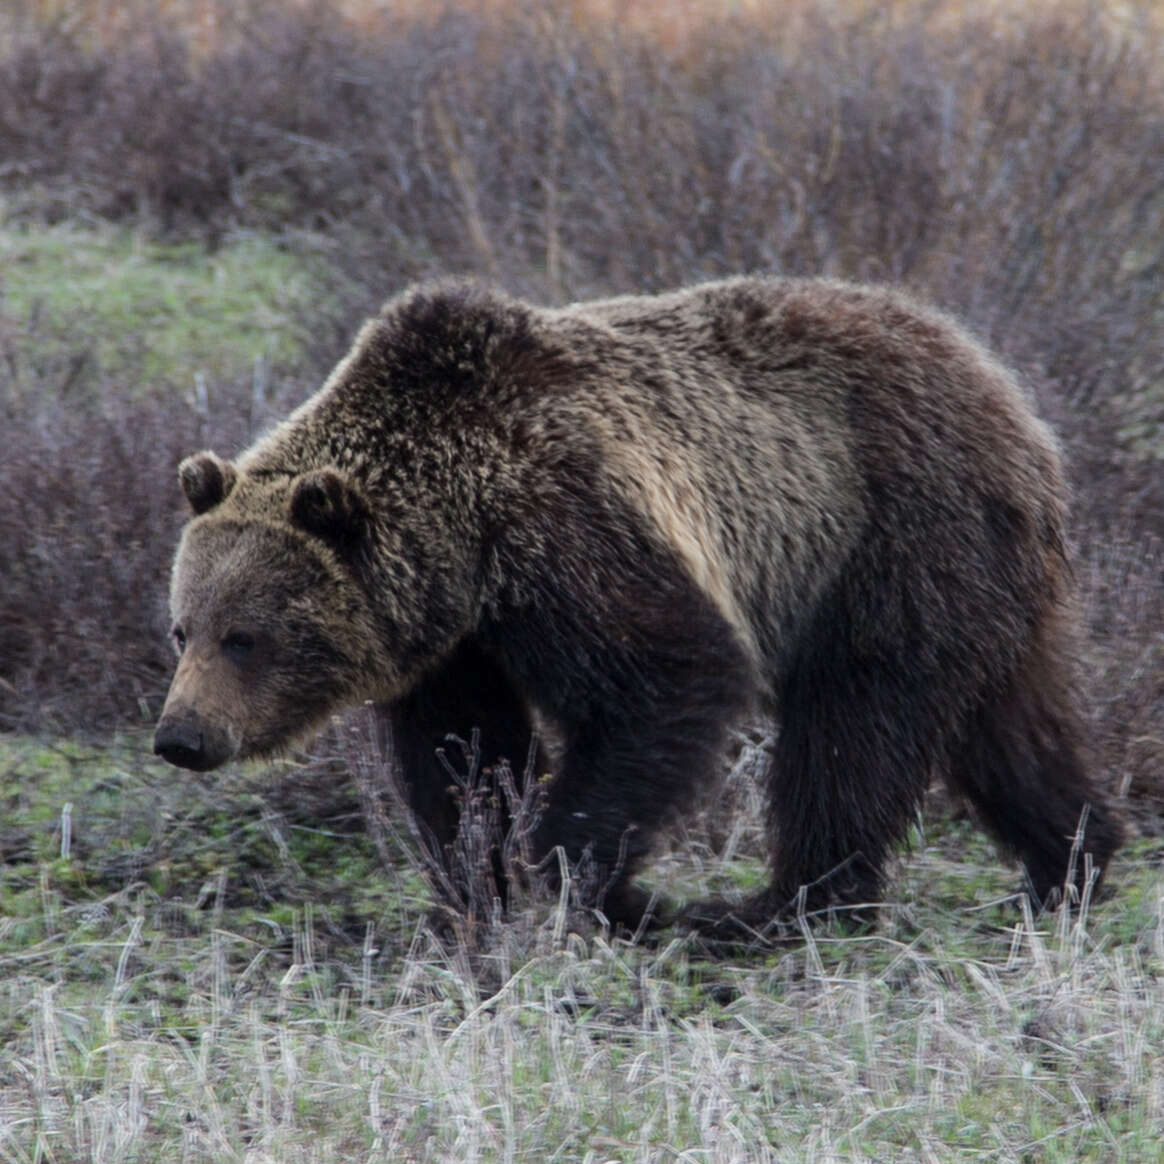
(154, 720, 209, 770)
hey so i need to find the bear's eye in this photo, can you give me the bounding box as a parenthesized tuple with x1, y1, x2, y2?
(221, 631, 257, 663)
(172, 627, 187, 655)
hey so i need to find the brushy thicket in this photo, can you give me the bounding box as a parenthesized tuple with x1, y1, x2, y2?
(0, 0, 1160, 813)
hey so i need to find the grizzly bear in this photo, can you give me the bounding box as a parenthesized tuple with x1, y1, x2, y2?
(154, 276, 1123, 932)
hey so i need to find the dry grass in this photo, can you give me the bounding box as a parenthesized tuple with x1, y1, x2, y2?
(0, 732, 1161, 1161)
(9, 910, 1163, 1160)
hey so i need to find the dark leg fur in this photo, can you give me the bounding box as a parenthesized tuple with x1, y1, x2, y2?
(386, 639, 550, 898)
(703, 556, 1122, 943)
(487, 523, 754, 930)
(686, 500, 1043, 942)
(765, 655, 938, 917)
(531, 644, 751, 927)
(678, 625, 944, 946)
(946, 610, 1123, 908)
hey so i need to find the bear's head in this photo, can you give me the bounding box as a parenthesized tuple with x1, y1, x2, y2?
(153, 450, 391, 771)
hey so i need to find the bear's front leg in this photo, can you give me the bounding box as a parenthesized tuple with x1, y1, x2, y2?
(493, 571, 755, 931)
(384, 638, 550, 910)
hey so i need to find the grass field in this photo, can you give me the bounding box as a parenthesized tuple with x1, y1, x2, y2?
(1, 733, 1162, 1162)
(1, 0, 1161, 1158)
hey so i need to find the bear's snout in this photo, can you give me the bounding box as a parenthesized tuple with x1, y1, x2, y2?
(154, 715, 222, 771)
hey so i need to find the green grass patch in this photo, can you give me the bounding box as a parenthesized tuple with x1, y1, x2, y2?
(0, 221, 314, 393)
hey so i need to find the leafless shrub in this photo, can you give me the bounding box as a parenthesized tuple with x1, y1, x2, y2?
(0, 344, 262, 731)
(1076, 533, 1164, 821)
(337, 703, 618, 975)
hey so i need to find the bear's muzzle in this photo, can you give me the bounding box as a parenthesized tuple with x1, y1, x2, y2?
(154, 714, 227, 771)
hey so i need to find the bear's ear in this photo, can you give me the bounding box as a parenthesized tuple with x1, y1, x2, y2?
(178, 452, 238, 515)
(288, 468, 370, 554)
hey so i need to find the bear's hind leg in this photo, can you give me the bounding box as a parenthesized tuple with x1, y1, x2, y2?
(763, 644, 941, 923)
(680, 624, 943, 946)
(689, 544, 962, 943)
(945, 609, 1123, 908)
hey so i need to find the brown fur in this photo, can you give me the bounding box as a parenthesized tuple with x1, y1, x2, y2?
(154, 276, 1123, 928)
